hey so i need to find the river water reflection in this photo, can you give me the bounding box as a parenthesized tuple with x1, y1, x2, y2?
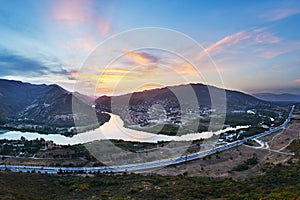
(0, 114, 249, 145)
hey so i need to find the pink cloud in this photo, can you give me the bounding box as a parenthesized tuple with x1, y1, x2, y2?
(201, 28, 286, 60)
(259, 41, 300, 59)
(203, 28, 280, 56)
(52, 0, 91, 22)
(51, 0, 112, 36)
(205, 31, 251, 54)
(254, 31, 280, 44)
(49, 0, 113, 52)
(263, 8, 300, 22)
(74, 37, 96, 52)
(294, 79, 300, 83)
(260, 50, 285, 59)
(98, 17, 112, 36)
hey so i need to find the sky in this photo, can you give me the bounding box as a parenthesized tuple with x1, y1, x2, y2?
(0, 0, 300, 96)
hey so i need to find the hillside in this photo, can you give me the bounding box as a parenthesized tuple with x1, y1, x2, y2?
(96, 83, 270, 112)
(95, 83, 284, 136)
(0, 79, 110, 135)
(0, 79, 48, 120)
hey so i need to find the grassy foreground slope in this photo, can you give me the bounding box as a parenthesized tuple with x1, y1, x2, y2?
(0, 162, 300, 199)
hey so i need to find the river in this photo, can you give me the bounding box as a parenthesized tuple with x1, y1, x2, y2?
(0, 113, 250, 145)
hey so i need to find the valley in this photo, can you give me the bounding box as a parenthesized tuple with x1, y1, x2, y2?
(0, 79, 298, 173)
(0, 114, 300, 199)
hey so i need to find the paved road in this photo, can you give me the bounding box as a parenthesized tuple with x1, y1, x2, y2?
(0, 106, 294, 174)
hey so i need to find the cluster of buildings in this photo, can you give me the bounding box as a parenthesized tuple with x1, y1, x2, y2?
(132, 102, 182, 126)
(110, 100, 183, 127)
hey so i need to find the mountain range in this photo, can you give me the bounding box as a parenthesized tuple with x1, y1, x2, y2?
(95, 83, 274, 126)
(253, 93, 300, 102)
(96, 83, 271, 112)
(0, 79, 278, 135)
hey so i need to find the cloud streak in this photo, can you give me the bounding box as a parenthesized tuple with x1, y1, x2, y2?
(258, 41, 300, 59)
(263, 8, 300, 22)
(121, 51, 160, 66)
(198, 27, 299, 62)
(48, 0, 113, 54)
(204, 31, 252, 55)
(203, 28, 281, 56)
(52, 0, 90, 22)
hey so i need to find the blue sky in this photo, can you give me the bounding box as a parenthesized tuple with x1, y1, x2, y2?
(0, 0, 300, 95)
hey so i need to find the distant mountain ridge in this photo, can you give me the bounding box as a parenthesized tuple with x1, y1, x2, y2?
(0, 79, 109, 135)
(96, 83, 272, 126)
(253, 93, 300, 102)
(96, 83, 269, 110)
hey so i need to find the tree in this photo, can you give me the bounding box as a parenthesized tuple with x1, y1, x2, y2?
(20, 136, 26, 142)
